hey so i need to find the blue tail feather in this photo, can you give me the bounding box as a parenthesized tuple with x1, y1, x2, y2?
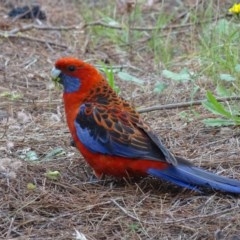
(147, 161, 240, 194)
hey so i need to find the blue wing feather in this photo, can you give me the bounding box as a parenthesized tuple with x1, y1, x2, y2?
(148, 162, 240, 193)
(74, 103, 167, 160)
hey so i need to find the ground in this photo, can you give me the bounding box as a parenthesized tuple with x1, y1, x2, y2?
(1, 1, 240, 239)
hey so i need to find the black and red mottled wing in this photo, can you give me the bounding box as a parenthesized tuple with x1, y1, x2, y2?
(74, 83, 177, 165)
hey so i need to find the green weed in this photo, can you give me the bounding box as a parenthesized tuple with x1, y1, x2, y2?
(147, 13, 174, 66)
(0, 91, 23, 100)
(100, 63, 144, 93)
(202, 91, 240, 126)
(100, 63, 120, 94)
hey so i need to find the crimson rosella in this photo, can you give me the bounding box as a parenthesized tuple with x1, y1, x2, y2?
(51, 57, 240, 193)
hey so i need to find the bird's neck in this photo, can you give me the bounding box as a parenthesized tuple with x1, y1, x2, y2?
(63, 91, 84, 139)
(63, 77, 113, 138)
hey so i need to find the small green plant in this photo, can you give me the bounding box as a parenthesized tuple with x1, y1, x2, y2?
(215, 63, 240, 97)
(0, 91, 23, 100)
(179, 110, 200, 123)
(202, 91, 240, 126)
(44, 170, 61, 181)
(202, 63, 240, 127)
(27, 182, 36, 190)
(129, 223, 140, 233)
(153, 82, 168, 94)
(162, 68, 192, 82)
(100, 63, 120, 93)
(117, 71, 144, 85)
(100, 63, 144, 93)
(148, 13, 174, 66)
(160, 67, 200, 100)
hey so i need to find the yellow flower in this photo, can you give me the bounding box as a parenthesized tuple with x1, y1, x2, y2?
(229, 3, 240, 14)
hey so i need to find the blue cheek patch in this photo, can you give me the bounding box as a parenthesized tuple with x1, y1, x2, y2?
(60, 73, 81, 93)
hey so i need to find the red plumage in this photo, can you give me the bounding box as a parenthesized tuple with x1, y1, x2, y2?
(54, 57, 170, 178)
(51, 57, 240, 193)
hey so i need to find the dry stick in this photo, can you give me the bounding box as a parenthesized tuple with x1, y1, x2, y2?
(84, 20, 199, 31)
(111, 198, 239, 225)
(0, 116, 9, 139)
(111, 199, 140, 222)
(138, 96, 240, 113)
(83, 14, 225, 31)
(1, 24, 72, 48)
(111, 198, 150, 236)
(163, 205, 239, 224)
(6, 216, 15, 239)
(0, 13, 223, 48)
(8, 24, 83, 35)
(3, 12, 225, 36)
(0, 32, 68, 49)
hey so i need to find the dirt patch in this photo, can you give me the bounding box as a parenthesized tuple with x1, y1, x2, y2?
(1, 1, 240, 239)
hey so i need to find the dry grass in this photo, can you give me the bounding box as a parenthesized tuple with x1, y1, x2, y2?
(1, 0, 240, 239)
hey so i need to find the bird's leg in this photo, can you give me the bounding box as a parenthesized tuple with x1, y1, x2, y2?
(70, 138, 76, 147)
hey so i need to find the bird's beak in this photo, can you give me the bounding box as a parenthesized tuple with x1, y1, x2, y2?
(51, 67, 61, 78)
(51, 67, 62, 84)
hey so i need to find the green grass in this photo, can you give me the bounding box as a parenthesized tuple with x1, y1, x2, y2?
(99, 63, 120, 94)
(202, 91, 240, 126)
(199, 19, 240, 79)
(79, 0, 176, 64)
(197, 17, 240, 126)
(79, 1, 146, 56)
(77, 1, 240, 126)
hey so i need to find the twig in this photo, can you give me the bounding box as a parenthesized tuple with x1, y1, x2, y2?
(8, 24, 83, 35)
(0, 32, 68, 49)
(82, 15, 225, 31)
(13, 194, 43, 214)
(3, 12, 225, 37)
(111, 198, 149, 237)
(138, 96, 240, 113)
(111, 199, 140, 222)
(84, 20, 192, 31)
(163, 205, 239, 224)
(112, 198, 239, 225)
(0, 116, 9, 139)
(6, 216, 15, 239)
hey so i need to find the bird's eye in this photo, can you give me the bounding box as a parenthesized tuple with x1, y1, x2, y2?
(67, 65, 76, 72)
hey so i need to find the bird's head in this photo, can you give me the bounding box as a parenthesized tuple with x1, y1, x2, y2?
(51, 57, 101, 93)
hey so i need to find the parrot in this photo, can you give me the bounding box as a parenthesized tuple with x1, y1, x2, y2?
(51, 56, 240, 194)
